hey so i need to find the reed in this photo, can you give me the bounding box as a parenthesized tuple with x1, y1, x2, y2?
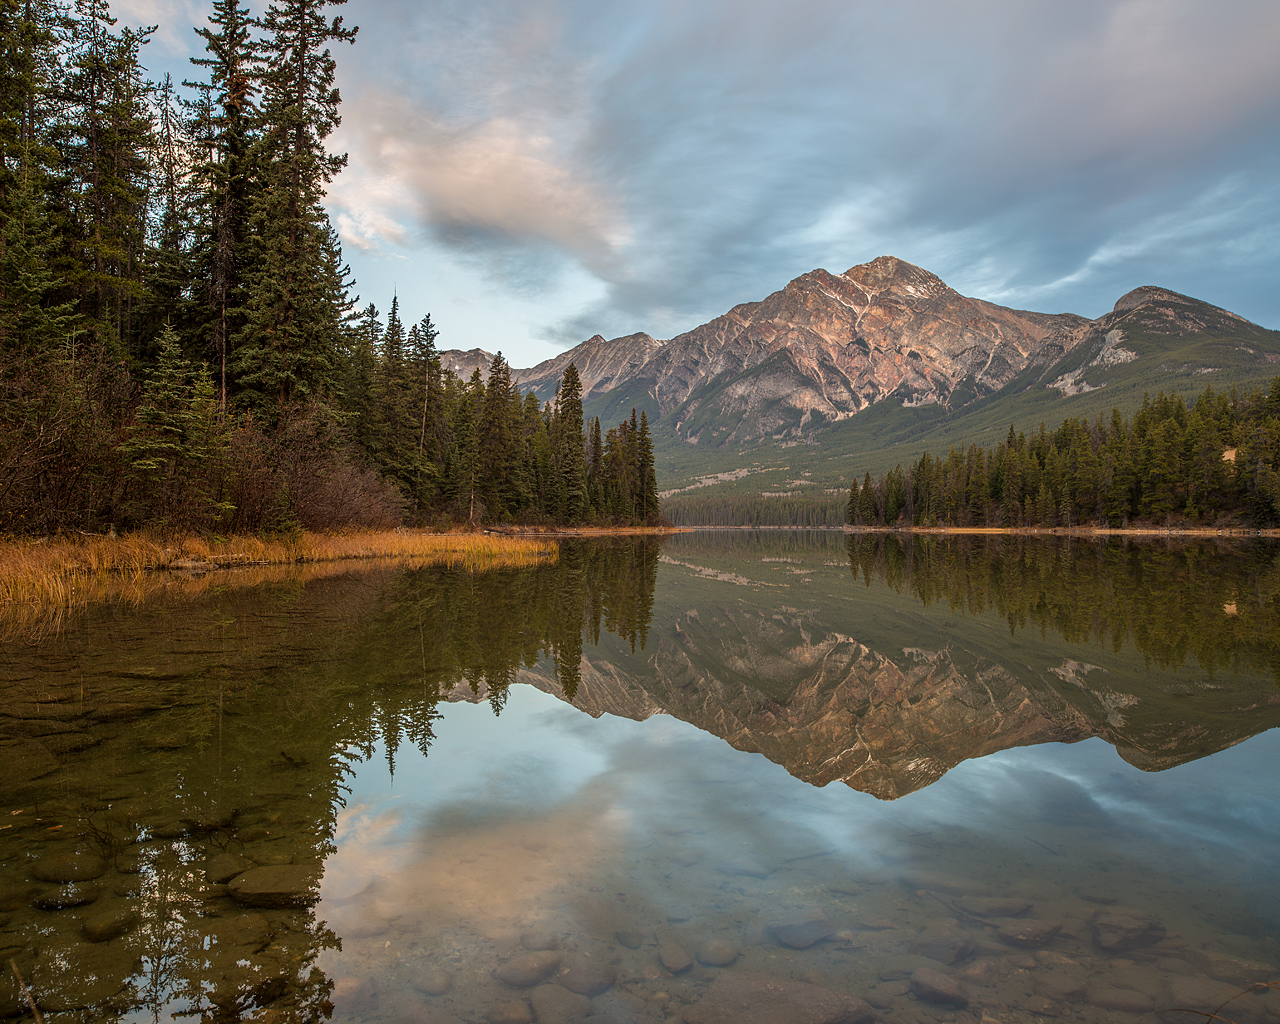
(0, 529, 557, 640)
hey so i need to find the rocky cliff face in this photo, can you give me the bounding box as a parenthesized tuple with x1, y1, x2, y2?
(517, 332, 664, 402)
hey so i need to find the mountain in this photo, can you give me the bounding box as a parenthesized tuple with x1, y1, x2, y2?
(438, 347, 496, 381)
(437, 258, 1280, 493)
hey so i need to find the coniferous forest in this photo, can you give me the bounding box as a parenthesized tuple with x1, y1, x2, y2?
(846, 380, 1280, 530)
(0, 0, 662, 535)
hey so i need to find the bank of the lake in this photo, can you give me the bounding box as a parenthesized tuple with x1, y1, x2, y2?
(0, 530, 561, 639)
(844, 525, 1280, 537)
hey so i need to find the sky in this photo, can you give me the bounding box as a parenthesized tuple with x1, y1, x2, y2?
(129, 0, 1280, 368)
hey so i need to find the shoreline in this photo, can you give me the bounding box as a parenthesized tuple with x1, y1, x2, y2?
(0, 529, 563, 638)
(844, 525, 1280, 538)
(666, 524, 1280, 537)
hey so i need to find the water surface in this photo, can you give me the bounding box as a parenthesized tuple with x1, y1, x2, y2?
(1, 533, 1277, 1024)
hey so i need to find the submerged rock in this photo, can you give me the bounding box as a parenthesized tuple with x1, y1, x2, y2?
(956, 959, 999, 986)
(560, 956, 615, 996)
(659, 943, 693, 974)
(489, 999, 533, 1024)
(82, 907, 139, 943)
(697, 939, 741, 967)
(219, 912, 272, 949)
(1167, 975, 1237, 1014)
(332, 975, 378, 1015)
(2, 738, 58, 785)
(494, 951, 562, 988)
(768, 912, 835, 949)
(531, 983, 592, 1023)
(1091, 908, 1166, 951)
(204, 852, 253, 884)
(997, 919, 1062, 949)
(33, 883, 99, 910)
(227, 864, 320, 908)
(1103, 965, 1167, 999)
(911, 922, 975, 964)
(908, 967, 968, 1008)
(615, 928, 646, 949)
(31, 937, 141, 1012)
(683, 972, 875, 1024)
(877, 954, 937, 981)
(415, 968, 454, 996)
(31, 850, 107, 884)
(520, 929, 562, 951)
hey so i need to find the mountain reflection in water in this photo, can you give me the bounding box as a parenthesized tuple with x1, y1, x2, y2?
(0, 533, 1276, 1022)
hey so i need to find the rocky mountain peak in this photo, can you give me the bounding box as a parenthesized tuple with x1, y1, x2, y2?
(1112, 285, 1189, 313)
(842, 255, 950, 302)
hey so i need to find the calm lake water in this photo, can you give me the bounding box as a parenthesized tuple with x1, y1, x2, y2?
(2, 532, 1279, 1024)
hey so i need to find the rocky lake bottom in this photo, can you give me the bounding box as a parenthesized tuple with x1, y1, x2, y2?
(1, 534, 1277, 1024)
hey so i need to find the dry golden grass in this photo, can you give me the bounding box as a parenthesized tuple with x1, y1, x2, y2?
(0, 529, 557, 640)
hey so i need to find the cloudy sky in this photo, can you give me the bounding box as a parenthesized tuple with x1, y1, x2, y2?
(134, 0, 1280, 367)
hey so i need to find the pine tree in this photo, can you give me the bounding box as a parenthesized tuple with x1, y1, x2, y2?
(186, 0, 255, 410)
(54, 2, 156, 357)
(0, 0, 64, 351)
(234, 0, 356, 414)
(121, 323, 227, 527)
(555, 363, 587, 523)
(638, 408, 659, 522)
(586, 414, 603, 518)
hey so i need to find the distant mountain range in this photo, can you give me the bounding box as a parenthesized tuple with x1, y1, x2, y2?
(439, 257, 1280, 495)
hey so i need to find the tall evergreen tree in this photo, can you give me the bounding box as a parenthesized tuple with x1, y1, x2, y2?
(638, 408, 658, 522)
(186, 0, 255, 410)
(53, 1, 156, 357)
(555, 362, 587, 523)
(233, 0, 356, 414)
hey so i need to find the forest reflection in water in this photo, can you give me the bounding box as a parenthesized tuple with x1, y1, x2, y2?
(845, 532, 1280, 683)
(0, 533, 1276, 1023)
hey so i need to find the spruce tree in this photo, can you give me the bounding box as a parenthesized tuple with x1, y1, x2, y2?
(234, 0, 356, 414)
(638, 408, 659, 522)
(408, 312, 441, 503)
(186, 0, 255, 410)
(54, 2, 155, 357)
(555, 363, 587, 523)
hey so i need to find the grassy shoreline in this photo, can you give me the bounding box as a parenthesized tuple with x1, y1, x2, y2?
(0, 529, 562, 639)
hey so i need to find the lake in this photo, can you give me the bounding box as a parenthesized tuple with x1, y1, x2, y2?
(2, 532, 1278, 1024)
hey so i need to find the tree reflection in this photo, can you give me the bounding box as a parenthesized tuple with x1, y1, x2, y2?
(848, 534, 1280, 682)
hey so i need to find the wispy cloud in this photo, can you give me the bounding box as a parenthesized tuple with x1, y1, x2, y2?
(329, 0, 1280, 346)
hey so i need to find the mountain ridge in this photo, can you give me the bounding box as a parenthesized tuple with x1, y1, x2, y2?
(437, 257, 1280, 493)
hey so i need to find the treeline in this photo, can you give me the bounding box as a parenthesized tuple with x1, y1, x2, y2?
(0, 0, 660, 534)
(846, 532, 1280, 682)
(847, 379, 1280, 529)
(664, 494, 845, 528)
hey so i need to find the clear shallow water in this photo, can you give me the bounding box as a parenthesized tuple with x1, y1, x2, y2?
(1, 534, 1278, 1024)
